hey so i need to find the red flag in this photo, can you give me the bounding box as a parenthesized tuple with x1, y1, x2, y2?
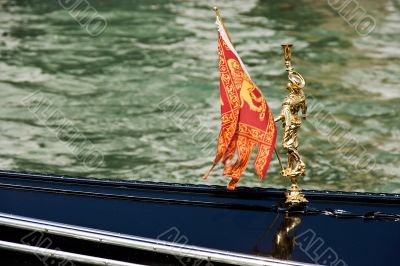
(204, 15, 277, 190)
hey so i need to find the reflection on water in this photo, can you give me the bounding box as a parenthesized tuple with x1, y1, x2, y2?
(0, 0, 399, 192)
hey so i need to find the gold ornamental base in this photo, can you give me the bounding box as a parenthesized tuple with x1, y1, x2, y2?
(285, 183, 308, 205)
(282, 170, 308, 205)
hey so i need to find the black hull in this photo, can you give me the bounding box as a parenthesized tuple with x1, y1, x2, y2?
(0, 170, 399, 265)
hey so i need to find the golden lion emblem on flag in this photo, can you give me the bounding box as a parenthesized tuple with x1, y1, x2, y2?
(227, 58, 267, 121)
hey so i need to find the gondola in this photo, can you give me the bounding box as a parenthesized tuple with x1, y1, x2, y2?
(0, 170, 398, 266)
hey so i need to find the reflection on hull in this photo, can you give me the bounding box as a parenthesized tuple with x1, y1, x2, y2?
(272, 214, 301, 260)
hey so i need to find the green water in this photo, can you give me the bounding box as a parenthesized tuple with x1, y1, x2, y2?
(0, 0, 399, 193)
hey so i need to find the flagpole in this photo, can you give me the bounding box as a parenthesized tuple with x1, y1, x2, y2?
(213, 7, 234, 46)
(274, 148, 284, 171)
(203, 7, 228, 181)
(202, 6, 229, 180)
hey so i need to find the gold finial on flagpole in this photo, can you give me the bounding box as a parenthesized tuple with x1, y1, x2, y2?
(212, 6, 233, 45)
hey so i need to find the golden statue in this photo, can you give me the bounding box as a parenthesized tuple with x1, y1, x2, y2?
(275, 44, 308, 204)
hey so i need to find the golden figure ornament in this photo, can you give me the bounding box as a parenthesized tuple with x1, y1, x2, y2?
(275, 44, 308, 204)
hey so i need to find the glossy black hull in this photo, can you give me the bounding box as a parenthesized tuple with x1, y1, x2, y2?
(0, 170, 399, 266)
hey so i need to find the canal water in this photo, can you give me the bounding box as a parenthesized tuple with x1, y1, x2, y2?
(0, 0, 399, 192)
